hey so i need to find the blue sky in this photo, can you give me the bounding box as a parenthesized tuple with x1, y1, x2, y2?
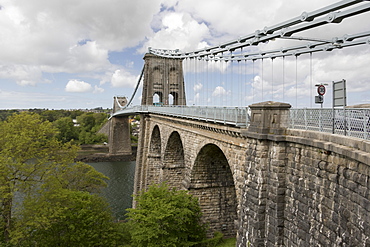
(1, 0, 370, 109)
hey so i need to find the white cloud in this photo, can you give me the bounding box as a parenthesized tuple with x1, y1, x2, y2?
(111, 69, 138, 88)
(0, 65, 46, 86)
(194, 92, 200, 103)
(212, 86, 229, 97)
(93, 85, 105, 94)
(0, 0, 162, 85)
(65, 80, 92, 93)
(193, 83, 203, 92)
(140, 11, 211, 53)
(0, 89, 69, 109)
(173, 0, 370, 42)
(1, 0, 370, 109)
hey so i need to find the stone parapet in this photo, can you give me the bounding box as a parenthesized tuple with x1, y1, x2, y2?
(108, 116, 132, 155)
(133, 103, 370, 247)
(248, 101, 291, 135)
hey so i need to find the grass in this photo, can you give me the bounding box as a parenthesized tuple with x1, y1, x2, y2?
(216, 238, 237, 247)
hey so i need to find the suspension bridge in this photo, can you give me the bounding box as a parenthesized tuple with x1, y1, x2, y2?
(107, 1, 370, 246)
(113, 0, 370, 141)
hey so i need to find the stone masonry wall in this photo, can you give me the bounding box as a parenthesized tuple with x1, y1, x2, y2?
(283, 140, 370, 246)
(237, 134, 370, 246)
(133, 102, 370, 246)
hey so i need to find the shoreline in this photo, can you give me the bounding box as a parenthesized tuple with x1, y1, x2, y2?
(75, 145, 137, 163)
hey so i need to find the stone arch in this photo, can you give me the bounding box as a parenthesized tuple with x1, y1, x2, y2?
(168, 93, 174, 105)
(162, 131, 185, 189)
(146, 125, 162, 185)
(188, 143, 237, 238)
(169, 92, 179, 105)
(149, 125, 161, 155)
(153, 93, 162, 104)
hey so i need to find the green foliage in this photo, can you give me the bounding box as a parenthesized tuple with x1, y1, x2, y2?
(0, 109, 109, 145)
(39, 109, 84, 122)
(44, 162, 108, 193)
(76, 112, 108, 144)
(0, 112, 79, 242)
(201, 232, 224, 247)
(0, 112, 117, 246)
(131, 134, 138, 143)
(0, 110, 18, 121)
(11, 190, 121, 247)
(77, 112, 107, 132)
(214, 237, 237, 247)
(78, 130, 108, 145)
(126, 183, 207, 247)
(53, 116, 79, 143)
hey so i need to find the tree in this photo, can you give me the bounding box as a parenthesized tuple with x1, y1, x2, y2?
(77, 112, 97, 132)
(76, 112, 108, 144)
(0, 112, 80, 242)
(0, 112, 112, 244)
(0, 110, 18, 121)
(11, 189, 121, 247)
(53, 116, 79, 143)
(8, 162, 122, 247)
(126, 183, 207, 247)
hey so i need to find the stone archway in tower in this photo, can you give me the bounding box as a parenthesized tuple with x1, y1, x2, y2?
(153, 93, 162, 104)
(168, 94, 174, 105)
(188, 144, 237, 238)
(169, 92, 179, 105)
(147, 125, 162, 185)
(162, 131, 185, 189)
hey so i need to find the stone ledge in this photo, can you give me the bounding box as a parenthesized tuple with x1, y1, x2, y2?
(287, 129, 370, 154)
(241, 128, 370, 165)
(286, 129, 370, 165)
(240, 130, 287, 142)
(149, 114, 245, 139)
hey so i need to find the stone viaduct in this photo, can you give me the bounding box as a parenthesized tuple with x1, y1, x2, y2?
(132, 102, 370, 246)
(109, 54, 370, 246)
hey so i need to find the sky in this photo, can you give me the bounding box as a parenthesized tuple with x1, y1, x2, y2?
(0, 0, 370, 109)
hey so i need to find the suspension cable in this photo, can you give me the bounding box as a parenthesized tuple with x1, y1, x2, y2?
(295, 55, 299, 108)
(282, 56, 285, 102)
(118, 65, 145, 109)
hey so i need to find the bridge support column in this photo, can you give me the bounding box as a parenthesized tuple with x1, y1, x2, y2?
(108, 116, 132, 156)
(239, 101, 291, 247)
(107, 96, 132, 156)
(247, 101, 291, 136)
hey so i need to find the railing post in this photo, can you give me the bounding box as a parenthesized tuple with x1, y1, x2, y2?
(248, 101, 292, 135)
(206, 107, 208, 122)
(304, 108, 307, 130)
(214, 107, 216, 123)
(319, 109, 323, 132)
(364, 110, 368, 139)
(332, 108, 335, 134)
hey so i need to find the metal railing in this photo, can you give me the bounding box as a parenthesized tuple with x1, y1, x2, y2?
(290, 108, 370, 140)
(113, 105, 370, 140)
(113, 105, 250, 127)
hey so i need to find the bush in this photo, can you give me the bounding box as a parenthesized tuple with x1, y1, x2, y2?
(126, 183, 207, 247)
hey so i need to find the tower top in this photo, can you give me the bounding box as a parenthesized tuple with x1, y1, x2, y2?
(141, 54, 186, 106)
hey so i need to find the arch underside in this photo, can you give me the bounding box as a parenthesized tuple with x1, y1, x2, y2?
(188, 143, 237, 238)
(147, 127, 237, 238)
(162, 131, 185, 189)
(147, 125, 162, 186)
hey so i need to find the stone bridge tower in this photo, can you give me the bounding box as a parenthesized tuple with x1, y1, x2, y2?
(108, 96, 132, 156)
(141, 53, 186, 106)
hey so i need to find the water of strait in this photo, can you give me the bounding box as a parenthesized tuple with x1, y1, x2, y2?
(89, 161, 136, 221)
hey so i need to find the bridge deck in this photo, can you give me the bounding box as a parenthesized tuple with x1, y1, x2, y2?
(113, 106, 370, 141)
